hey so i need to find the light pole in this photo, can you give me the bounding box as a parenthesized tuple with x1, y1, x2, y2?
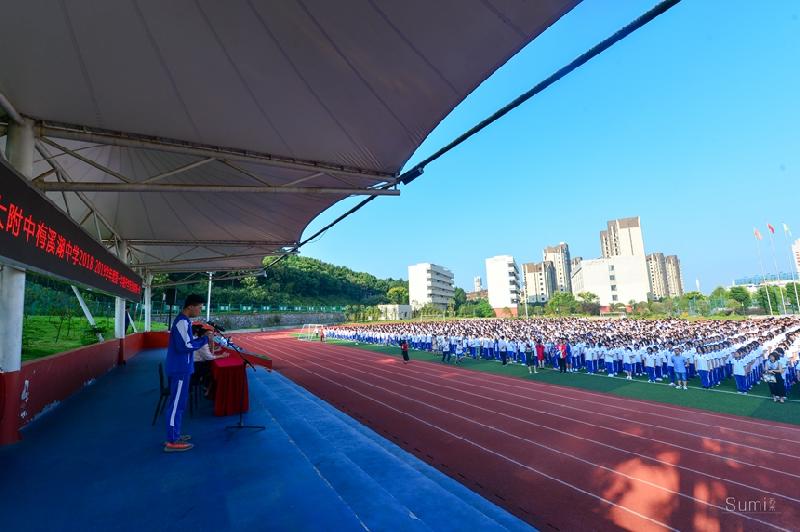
(522, 284, 529, 319)
(206, 272, 213, 321)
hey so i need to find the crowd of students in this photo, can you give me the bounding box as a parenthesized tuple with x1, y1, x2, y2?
(323, 317, 800, 403)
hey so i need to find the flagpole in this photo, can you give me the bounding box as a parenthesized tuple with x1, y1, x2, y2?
(754, 228, 773, 315)
(783, 224, 800, 313)
(766, 224, 788, 314)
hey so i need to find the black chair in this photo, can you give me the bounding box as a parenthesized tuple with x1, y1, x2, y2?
(151, 363, 171, 425)
(188, 372, 202, 416)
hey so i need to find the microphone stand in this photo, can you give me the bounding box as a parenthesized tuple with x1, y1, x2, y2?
(214, 331, 265, 432)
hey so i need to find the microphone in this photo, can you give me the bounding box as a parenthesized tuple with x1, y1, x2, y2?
(207, 321, 226, 333)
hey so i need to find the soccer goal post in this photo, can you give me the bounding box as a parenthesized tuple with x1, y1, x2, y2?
(299, 323, 324, 341)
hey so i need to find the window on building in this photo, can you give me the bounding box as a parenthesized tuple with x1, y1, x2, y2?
(609, 265, 615, 271)
(609, 275, 616, 281)
(612, 295, 618, 301)
(611, 285, 617, 291)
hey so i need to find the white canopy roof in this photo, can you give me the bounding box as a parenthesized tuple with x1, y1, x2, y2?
(0, 0, 579, 273)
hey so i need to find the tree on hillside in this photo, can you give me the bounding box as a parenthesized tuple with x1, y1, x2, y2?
(386, 286, 409, 304)
(609, 302, 626, 313)
(683, 291, 705, 301)
(710, 286, 729, 300)
(661, 297, 677, 316)
(574, 292, 599, 315)
(414, 304, 445, 319)
(784, 283, 800, 312)
(453, 287, 467, 311)
(546, 292, 579, 316)
(755, 285, 784, 315)
(708, 286, 730, 312)
(728, 286, 751, 309)
(457, 299, 494, 318)
(647, 300, 665, 315)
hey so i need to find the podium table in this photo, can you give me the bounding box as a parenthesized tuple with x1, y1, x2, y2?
(211, 356, 249, 416)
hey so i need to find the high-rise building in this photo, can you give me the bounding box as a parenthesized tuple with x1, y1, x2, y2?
(571, 256, 651, 306)
(571, 256, 583, 270)
(665, 255, 684, 297)
(473, 276, 482, 292)
(407, 263, 455, 310)
(593, 217, 650, 302)
(600, 217, 645, 258)
(792, 239, 800, 278)
(646, 253, 669, 299)
(543, 243, 572, 293)
(485, 255, 520, 314)
(523, 261, 556, 303)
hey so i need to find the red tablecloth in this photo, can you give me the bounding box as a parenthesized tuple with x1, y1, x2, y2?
(211, 355, 248, 416)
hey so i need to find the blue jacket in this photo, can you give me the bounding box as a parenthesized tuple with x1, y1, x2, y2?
(165, 314, 208, 376)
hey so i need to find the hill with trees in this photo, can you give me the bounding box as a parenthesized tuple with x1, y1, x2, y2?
(160, 255, 409, 308)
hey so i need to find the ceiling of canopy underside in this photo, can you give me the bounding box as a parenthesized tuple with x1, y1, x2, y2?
(0, 0, 580, 272)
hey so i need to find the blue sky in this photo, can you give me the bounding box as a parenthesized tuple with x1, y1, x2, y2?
(300, 0, 800, 292)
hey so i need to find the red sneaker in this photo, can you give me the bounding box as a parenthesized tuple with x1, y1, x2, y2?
(164, 442, 194, 453)
(162, 435, 191, 446)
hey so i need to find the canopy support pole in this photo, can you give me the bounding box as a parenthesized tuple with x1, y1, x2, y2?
(0, 117, 34, 445)
(144, 272, 153, 332)
(206, 272, 213, 321)
(71, 286, 104, 343)
(114, 240, 129, 339)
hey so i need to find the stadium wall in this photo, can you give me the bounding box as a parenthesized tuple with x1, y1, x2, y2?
(187, 312, 345, 330)
(1, 331, 169, 445)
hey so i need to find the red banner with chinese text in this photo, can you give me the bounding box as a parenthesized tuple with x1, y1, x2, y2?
(0, 159, 142, 299)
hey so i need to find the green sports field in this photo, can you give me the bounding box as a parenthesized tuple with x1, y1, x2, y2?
(321, 338, 800, 426)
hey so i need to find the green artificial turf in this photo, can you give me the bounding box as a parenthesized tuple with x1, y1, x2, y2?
(320, 338, 800, 426)
(21, 315, 167, 361)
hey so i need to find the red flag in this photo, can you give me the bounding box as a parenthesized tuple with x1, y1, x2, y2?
(767, 223, 775, 234)
(754, 228, 762, 240)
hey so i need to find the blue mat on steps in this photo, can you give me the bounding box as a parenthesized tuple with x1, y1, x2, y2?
(0, 349, 533, 532)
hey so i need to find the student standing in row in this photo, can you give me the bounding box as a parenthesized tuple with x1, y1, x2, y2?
(527, 338, 538, 375)
(557, 339, 568, 373)
(499, 336, 508, 365)
(622, 347, 634, 380)
(535, 339, 546, 370)
(765, 352, 786, 403)
(441, 336, 451, 363)
(644, 347, 656, 383)
(671, 347, 688, 390)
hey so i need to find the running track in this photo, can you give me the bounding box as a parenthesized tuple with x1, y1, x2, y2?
(236, 332, 800, 531)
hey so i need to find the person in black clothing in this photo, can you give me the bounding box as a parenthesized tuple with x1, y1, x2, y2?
(400, 339, 410, 364)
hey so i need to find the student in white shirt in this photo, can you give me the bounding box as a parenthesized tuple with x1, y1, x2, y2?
(603, 345, 616, 376)
(644, 347, 656, 383)
(622, 348, 634, 380)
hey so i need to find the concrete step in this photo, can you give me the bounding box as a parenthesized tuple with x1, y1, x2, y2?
(249, 375, 431, 531)
(254, 371, 532, 531)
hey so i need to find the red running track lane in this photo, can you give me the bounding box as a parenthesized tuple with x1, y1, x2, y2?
(236, 333, 800, 532)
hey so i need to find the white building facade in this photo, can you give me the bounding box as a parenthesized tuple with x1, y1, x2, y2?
(407, 263, 455, 310)
(646, 253, 669, 299)
(600, 217, 646, 258)
(485, 255, 520, 311)
(523, 261, 556, 303)
(377, 304, 412, 320)
(473, 276, 482, 292)
(665, 255, 684, 297)
(571, 256, 651, 306)
(543, 243, 572, 293)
